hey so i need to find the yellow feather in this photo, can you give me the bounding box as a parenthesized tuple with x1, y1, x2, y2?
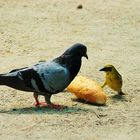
(100, 64, 124, 95)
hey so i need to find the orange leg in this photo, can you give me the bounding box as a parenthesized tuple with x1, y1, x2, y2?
(33, 93, 47, 107)
(44, 94, 66, 109)
(33, 93, 66, 109)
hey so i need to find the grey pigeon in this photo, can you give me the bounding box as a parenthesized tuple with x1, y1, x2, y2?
(0, 43, 88, 109)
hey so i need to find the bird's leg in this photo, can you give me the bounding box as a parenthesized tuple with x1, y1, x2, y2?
(118, 89, 125, 95)
(33, 92, 47, 107)
(101, 81, 106, 88)
(44, 94, 64, 109)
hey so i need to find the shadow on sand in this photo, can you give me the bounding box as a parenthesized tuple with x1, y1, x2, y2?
(71, 98, 107, 107)
(0, 104, 99, 115)
(111, 94, 127, 101)
(0, 98, 107, 115)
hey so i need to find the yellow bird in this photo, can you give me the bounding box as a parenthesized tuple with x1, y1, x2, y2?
(100, 64, 124, 95)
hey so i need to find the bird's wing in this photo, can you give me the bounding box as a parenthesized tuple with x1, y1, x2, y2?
(114, 72, 123, 83)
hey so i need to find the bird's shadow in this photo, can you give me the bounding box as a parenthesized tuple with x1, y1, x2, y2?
(110, 94, 127, 101)
(0, 105, 94, 115)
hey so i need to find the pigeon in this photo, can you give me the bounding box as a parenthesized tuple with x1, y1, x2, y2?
(0, 43, 88, 109)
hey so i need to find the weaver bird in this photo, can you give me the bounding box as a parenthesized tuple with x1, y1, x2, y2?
(99, 64, 124, 95)
(0, 43, 88, 109)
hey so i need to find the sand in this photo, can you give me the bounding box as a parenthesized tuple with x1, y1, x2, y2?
(0, 0, 140, 140)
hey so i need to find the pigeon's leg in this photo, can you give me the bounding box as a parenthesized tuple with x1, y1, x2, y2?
(33, 92, 47, 107)
(44, 94, 64, 109)
(33, 93, 39, 106)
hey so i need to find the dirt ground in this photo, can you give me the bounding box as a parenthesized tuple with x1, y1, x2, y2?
(0, 0, 140, 140)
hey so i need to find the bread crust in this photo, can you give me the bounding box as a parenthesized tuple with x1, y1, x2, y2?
(67, 76, 107, 105)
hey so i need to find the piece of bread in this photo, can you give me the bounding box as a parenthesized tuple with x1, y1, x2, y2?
(67, 75, 107, 105)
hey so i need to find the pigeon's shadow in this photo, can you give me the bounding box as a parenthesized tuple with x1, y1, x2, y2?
(0, 105, 92, 115)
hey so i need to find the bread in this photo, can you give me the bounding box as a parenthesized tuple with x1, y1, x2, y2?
(67, 75, 107, 105)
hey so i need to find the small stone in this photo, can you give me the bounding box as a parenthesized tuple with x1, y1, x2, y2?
(77, 4, 83, 9)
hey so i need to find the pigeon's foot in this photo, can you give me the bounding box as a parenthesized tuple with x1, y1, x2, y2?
(47, 103, 66, 110)
(34, 102, 47, 107)
(34, 102, 66, 109)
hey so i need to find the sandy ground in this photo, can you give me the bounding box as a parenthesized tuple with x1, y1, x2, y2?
(0, 0, 140, 140)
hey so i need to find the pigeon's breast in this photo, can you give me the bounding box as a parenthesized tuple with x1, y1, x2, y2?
(36, 62, 71, 93)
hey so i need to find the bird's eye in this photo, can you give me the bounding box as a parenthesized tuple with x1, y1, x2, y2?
(107, 67, 112, 71)
(109, 67, 112, 71)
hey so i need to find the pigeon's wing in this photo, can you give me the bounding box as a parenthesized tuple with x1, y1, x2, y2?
(0, 61, 70, 94)
(5, 62, 47, 92)
(35, 61, 71, 93)
(18, 61, 71, 93)
(9, 61, 45, 73)
(9, 67, 28, 73)
(0, 66, 42, 92)
(18, 66, 47, 93)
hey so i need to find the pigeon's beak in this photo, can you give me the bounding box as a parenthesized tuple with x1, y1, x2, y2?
(84, 54, 88, 59)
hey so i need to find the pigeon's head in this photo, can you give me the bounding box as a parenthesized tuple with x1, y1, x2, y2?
(63, 43, 88, 59)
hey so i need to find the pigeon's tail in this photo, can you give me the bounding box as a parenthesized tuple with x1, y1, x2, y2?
(0, 75, 13, 86)
(0, 74, 33, 92)
(0, 74, 21, 88)
(0, 75, 5, 85)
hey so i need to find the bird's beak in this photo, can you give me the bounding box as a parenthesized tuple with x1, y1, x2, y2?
(99, 67, 106, 71)
(84, 54, 88, 59)
(99, 67, 112, 72)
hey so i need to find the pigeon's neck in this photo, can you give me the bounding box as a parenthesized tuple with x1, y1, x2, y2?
(54, 55, 82, 81)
